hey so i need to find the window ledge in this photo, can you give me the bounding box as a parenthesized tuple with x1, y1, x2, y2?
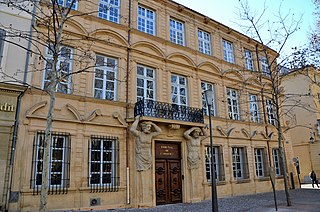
(233, 179, 251, 184)
(202, 181, 226, 186)
(254, 177, 270, 181)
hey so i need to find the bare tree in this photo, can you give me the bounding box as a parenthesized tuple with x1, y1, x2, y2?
(0, 1, 125, 211)
(236, 0, 304, 207)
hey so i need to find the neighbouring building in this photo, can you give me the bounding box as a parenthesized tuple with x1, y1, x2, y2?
(2, 0, 295, 211)
(282, 66, 320, 183)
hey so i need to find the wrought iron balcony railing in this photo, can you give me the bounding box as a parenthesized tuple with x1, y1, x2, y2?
(134, 99, 204, 124)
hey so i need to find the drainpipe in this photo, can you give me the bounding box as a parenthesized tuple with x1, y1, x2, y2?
(6, 88, 26, 210)
(125, 0, 132, 205)
(23, 0, 36, 84)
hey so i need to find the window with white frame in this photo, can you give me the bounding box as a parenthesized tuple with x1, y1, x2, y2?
(44, 45, 73, 94)
(138, 5, 155, 35)
(260, 57, 270, 76)
(94, 55, 117, 101)
(89, 135, 119, 192)
(249, 94, 259, 123)
(232, 147, 249, 180)
(136, 65, 155, 101)
(170, 18, 185, 46)
(254, 148, 268, 177)
(227, 88, 240, 120)
(31, 131, 70, 194)
(317, 120, 320, 136)
(266, 99, 276, 125)
(98, 0, 120, 23)
(205, 146, 224, 182)
(57, 0, 78, 10)
(272, 148, 282, 176)
(0, 29, 5, 65)
(222, 39, 234, 63)
(198, 29, 211, 55)
(171, 74, 187, 106)
(244, 49, 254, 70)
(201, 82, 216, 116)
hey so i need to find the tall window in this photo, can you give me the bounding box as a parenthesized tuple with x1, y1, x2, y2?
(249, 94, 259, 123)
(44, 46, 73, 94)
(272, 148, 282, 176)
(89, 135, 119, 192)
(232, 147, 249, 180)
(244, 49, 254, 70)
(254, 148, 268, 177)
(170, 18, 185, 46)
(266, 99, 276, 125)
(57, 0, 78, 10)
(98, 0, 120, 23)
(205, 146, 224, 182)
(94, 55, 117, 101)
(171, 74, 187, 106)
(201, 82, 216, 116)
(136, 65, 155, 101)
(138, 5, 155, 35)
(227, 88, 240, 120)
(0, 29, 5, 65)
(31, 132, 70, 194)
(260, 57, 270, 76)
(198, 29, 211, 55)
(222, 39, 234, 63)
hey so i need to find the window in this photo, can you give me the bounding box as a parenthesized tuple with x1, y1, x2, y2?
(222, 39, 234, 63)
(31, 131, 70, 194)
(254, 148, 268, 177)
(43, 46, 73, 94)
(266, 99, 276, 125)
(227, 88, 240, 120)
(57, 0, 78, 10)
(170, 18, 185, 46)
(249, 94, 259, 123)
(260, 57, 270, 76)
(138, 5, 155, 35)
(244, 49, 254, 70)
(171, 74, 187, 106)
(205, 146, 224, 182)
(317, 120, 320, 136)
(89, 135, 119, 192)
(0, 29, 5, 65)
(272, 148, 282, 176)
(136, 65, 155, 101)
(232, 147, 249, 180)
(201, 82, 216, 116)
(198, 29, 211, 55)
(98, 0, 120, 23)
(94, 55, 117, 101)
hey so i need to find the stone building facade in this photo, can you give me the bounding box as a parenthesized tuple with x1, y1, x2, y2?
(2, 0, 295, 211)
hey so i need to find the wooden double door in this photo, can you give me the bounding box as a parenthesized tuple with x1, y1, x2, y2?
(155, 142, 182, 205)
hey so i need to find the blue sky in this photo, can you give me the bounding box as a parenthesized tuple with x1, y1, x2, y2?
(173, 0, 316, 56)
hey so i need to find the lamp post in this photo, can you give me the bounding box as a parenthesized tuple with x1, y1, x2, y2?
(204, 89, 218, 212)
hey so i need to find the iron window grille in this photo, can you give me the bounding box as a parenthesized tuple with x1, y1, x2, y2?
(43, 45, 73, 94)
(88, 135, 119, 192)
(138, 5, 156, 35)
(272, 148, 283, 176)
(205, 146, 225, 182)
(227, 88, 240, 120)
(198, 29, 212, 55)
(94, 55, 118, 101)
(136, 65, 156, 102)
(254, 148, 269, 177)
(170, 18, 185, 46)
(201, 82, 216, 116)
(232, 147, 249, 180)
(31, 131, 71, 195)
(98, 0, 120, 23)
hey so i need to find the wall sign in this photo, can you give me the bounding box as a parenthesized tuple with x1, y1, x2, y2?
(0, 103, 15, 112)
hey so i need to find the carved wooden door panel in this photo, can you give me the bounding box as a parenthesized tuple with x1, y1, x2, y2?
(168, 160, 182, 203)
(155, 160, 167, 205)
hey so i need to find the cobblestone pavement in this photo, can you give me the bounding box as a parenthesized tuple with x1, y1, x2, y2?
(98, 185, 320, 212)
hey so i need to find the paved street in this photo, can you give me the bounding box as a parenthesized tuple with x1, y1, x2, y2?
(99, 184, 320, 212)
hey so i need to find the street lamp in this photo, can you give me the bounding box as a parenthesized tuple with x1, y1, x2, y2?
(204, 89, 218, 212)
